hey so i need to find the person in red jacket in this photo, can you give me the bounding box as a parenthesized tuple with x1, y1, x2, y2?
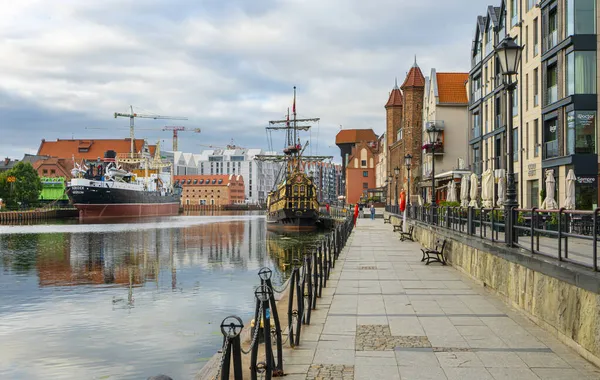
(353, 203, 359, 226)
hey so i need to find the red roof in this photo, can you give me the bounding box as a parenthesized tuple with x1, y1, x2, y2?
(436, 73, 469, 104)
(37, 139, 155, 161)
(385, 87, 403, 108)
(401, 62, 426, 89)
(335, 129, 378, 145)
(174, 174, 244, 185)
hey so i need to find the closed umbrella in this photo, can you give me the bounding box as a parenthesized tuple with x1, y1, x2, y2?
(541, 169, 559, 210)
(481, 169, 494, 208)
(447, 180, 457, 202)
(496, 169, 506, 207)
(564, 169, 576, 210)
(460, 174, 470, 207)
(469, 173, 479, 207)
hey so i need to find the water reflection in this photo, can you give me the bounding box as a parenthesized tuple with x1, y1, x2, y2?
(0, 214, 320, 380)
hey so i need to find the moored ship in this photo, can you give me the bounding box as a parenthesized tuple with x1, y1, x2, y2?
(258, 87, 332, 232)
(67, 148, 181, 220)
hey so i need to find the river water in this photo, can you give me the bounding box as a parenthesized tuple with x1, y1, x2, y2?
(0, 212, 323, 379)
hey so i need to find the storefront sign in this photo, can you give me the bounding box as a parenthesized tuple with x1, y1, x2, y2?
(527, 163, 536, 177)
(577, 176, 596, 185)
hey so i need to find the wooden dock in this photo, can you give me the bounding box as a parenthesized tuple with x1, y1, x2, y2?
(0, 208, 78, 224)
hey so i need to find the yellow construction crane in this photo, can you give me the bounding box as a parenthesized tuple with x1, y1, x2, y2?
(114, 105, 188, 157)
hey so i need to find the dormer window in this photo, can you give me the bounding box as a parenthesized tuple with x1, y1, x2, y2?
(485, 23, 493, 55)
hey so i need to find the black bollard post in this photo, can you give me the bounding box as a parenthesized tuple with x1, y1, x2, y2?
(251, 284, 273, 380)
(286, 264, 297, 348)
(293, 261, 303, 347)
(312, 248, 319, 308)
(258, 268, 283, 377)
(219, 316, 244, 380)
(304, 255, 313, 325)
(321, 241, 328, 288)
(317, 246, 323, 297)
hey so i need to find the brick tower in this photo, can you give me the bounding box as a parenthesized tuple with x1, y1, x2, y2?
(385, 78, 403, 181)
(400, 59, 425, 197)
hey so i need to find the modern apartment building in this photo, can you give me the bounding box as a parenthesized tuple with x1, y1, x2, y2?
(539, 0, 598, 209)
(469, 1, 544, 208)
(164, 148, 282, 205)
(302, 161, 343, 204)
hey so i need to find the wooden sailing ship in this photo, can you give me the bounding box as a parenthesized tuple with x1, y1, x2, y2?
(257, 87, 332, 232)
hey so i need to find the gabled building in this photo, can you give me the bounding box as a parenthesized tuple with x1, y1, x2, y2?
(421, 69, 470, 203)
(335, 128, 379, 203)
(345, 140, 379, 204)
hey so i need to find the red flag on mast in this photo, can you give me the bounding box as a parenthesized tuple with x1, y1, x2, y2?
(292, 97, 296, 113)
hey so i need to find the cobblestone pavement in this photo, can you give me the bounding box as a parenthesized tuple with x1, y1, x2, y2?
(278, 219, 600, 380)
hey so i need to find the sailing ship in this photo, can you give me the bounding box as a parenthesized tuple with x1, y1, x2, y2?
(66, 143, 181, 220)
(258, 87, 332, 232)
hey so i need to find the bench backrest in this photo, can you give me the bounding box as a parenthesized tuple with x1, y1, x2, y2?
(435, 238, 446, 252)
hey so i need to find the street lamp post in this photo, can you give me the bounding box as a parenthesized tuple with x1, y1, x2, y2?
(394, 167, 400, 213)
(387, 175, 393, 209)
(496, 35, 523, 247)
(426, 125, 441, 224)
(404, 154, 412, 218)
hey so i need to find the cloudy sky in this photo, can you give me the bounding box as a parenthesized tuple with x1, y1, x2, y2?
(1, 0, 483, 161)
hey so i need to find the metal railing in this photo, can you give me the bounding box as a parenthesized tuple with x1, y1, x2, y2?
(387, 205, 600, 272)
(213, 215, 355, 379)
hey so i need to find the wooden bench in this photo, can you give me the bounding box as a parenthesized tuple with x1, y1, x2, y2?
(420, 238, 447, 265)
(400, 225, 414, 242)
(383, 215, 392, 224)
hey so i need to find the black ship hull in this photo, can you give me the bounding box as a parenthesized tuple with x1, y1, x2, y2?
(67, 184, 180, 220)
(266, 208, 319, 232)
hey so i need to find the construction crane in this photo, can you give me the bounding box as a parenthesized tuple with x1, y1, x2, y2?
(114, 105, 188, 157)
(198, 139, 245, 150)
(162, 126, 201, 151)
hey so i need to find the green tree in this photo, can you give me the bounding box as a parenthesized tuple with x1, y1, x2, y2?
(1, 162, 42, 208)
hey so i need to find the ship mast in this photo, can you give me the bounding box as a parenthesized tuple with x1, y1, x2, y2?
(257, 86, 332, 171)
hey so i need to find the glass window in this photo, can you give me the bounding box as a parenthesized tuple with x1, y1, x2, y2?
(529, 180, 539, 208)
(498, 15, 506, 41)
(534, 119, 540, 157)
(546, 64, 558, 105)
(533, 68, 539, 106)
(576, 181, 597, 209)
(473, 145, 481, 175)
(567, 0, 596, 36)
(527, 0, 537, 11)
(547, 9, 558, 50)
(544, 119, 559, 158)
(363, 182, 368, 189)
(512, 87, 519, 116)
(511, 0, 519, 26)
(363, 171, 368, 177)
(513, 128, 519, 161)
(533, 18, 539, 56)
(566, 51, 596, 95)
(566, 111, 596, 154)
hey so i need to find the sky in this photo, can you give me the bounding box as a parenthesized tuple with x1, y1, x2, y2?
(0, 0, 484, 162)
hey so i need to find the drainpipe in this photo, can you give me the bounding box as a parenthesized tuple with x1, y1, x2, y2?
(519, 0, 524, 208)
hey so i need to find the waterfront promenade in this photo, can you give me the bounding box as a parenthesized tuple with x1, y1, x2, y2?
(277, 218, 600, 380)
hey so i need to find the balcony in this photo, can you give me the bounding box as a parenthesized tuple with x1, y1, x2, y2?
(544, 140, 559, 159)
(547, 86, 558, 105)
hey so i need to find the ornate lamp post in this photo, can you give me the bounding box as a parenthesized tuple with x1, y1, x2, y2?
(496, 35, 522, 247)
(404, 154, 412, 217)
(394, 167, 400, 210)
(426, 124, 440, 224)
(387, 175, 393, 208)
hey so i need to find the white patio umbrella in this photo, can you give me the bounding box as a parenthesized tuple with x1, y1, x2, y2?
(460, 174, 470, 207)
(496, 169, 506, 207)
(564, 169, 576, 210)
(541, 169, 559, 210)
(481, 169, 494, 208)
(447, 180, 457, 203)
(469, 173, 479, 207)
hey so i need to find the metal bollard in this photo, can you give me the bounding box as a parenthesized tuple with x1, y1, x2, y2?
(219, 316, 244, 380)
(304, 255, 313, 325)
(251, 285, 273, 380)
(311, 248, 318, 309)
(258, 268, 284, 376)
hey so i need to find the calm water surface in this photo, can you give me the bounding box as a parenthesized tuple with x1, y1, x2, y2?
(0, 213, 323, 379)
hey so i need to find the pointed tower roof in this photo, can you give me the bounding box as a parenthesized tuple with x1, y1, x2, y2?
(401, 58, 426, 89)
(385, 78, 403, 108)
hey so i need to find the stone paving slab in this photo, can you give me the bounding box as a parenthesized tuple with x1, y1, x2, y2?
(278, 218, 600, 380)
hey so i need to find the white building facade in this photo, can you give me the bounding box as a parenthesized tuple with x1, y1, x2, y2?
(164, 149, 282, 205)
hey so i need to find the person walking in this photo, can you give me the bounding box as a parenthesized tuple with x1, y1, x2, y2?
(370, 204, 375, 220)
(353, 203, 359, 226)
(359, 204, 364, 219)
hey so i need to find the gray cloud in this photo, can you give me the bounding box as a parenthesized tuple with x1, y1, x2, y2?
(0, 0, 484, 160)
